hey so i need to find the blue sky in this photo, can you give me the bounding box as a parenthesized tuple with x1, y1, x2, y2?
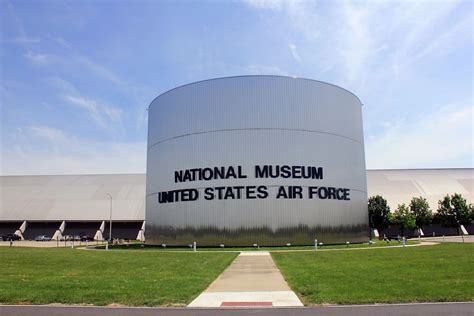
(1, 0, 473, 175)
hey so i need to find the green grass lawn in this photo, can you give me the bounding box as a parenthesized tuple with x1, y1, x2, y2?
(272, 243, 474, 305)
(0, 248, 237, 306)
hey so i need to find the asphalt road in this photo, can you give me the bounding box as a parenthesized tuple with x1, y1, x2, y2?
(1, 303, 473, 316)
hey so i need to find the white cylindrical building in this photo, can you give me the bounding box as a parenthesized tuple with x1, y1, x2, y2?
(146, 76, 368, 246)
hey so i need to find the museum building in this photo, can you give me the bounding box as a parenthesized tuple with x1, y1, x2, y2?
(1, 77, 472, 245)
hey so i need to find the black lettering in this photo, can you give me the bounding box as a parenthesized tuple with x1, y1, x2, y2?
(280, 165, 291, 178)
(336, 188, 345, 200)
(215, 186, 226, 199)
(224, 187, 236, 199)
(301, 166, 310, 179)
(312, 167, 323, 179)
(257, 186, 268, 198)
(190, 168, 200, 181)
(226, 166, 237, 179)
(327, 187, 337, 200)
(255, 165, 268, 178)
(237, 166, 247, 178)
(183, 170, 192, 182)
(204, 187, 214, 200)
(276, 186, 288, 199)
(292, 166, 301, 178)
(188, 189, 199, 201)
(318, 187, 328, 199)
(202, 168, 213, 180)
(234, 186, 244, 199)
(343, 188, 350, 200)
(168, 191, 175, 203)
(308, 186, 318, 199)
(269, 165, 278, 178)
(214, 166, 225, 180)
(246, 186, 257, 199)
(159, 189, 199, 203)
(291, 186, 303, 199)
(181, 189, 190, 201)
(174, 171, 183, 183)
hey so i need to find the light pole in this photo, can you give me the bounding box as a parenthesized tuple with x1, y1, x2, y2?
(106, 193, 113, 250)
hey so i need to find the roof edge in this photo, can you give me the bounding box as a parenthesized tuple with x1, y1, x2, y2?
(148, 75, 362, 111)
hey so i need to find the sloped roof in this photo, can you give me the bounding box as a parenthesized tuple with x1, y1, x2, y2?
(367, 168, 473, 211)
(0, 174, 145, 221)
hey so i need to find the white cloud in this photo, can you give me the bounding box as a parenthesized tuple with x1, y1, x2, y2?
(47, 77, 78, 94)
(242, 0, 284, 11)
(135, 107, 149, 131)
(244, 64, 288, 76)
(76, 56, 125, 87)
(1, 126, 145, 175)
(288, 43, 302, 63)
(28, 126, 67, 142)
(408, 13, 473, 65)
(9, 37, 40, 44)
(1, 138, 146, 175)
(24, 51, 52, 65)
(386, 0, 469, 75)
(338, 2, 373, 85)
(244, 1, 471, 91)
(64, 95, 123, 130)
(366, 103, 474, 169)
(54, 37, 71, 49)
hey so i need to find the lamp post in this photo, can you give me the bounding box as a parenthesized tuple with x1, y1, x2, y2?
(106, 193, 113, 250)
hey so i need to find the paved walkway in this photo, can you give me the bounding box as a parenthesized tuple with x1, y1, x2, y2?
(421, 235, 473, 243)
(0, 240, 104, 248)
(188, 251, 303, 308)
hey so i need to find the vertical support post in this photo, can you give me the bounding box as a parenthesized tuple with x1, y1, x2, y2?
(402, 237, 406, 247)
(106, 193, 113, 251)
(193, 241, 196, 252)
(15, 221, 27, 240)
(314, 239, 318, 251)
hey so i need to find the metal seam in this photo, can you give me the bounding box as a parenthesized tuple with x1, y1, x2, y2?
(148, 128, 362, 151)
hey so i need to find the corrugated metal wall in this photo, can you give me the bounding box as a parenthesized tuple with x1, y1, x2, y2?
(146, 76, 368, 246)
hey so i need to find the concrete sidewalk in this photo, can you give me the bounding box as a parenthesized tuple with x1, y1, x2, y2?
(188, 251, 303, 308)
(421, 235, 473, 243)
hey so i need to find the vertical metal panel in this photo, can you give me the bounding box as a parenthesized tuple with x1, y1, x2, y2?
(146, 76, 368, 246)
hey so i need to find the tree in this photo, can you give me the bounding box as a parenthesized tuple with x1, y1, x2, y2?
(437, 195, 453, 226)
(409, 196, 433, 230)
(437, 193, 472, 234)
(470, 203, 474, 222)
(391, 203, 416, 237)
(368, 195, 391, 233)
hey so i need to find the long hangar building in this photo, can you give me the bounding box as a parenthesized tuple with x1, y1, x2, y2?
(1, 76, 473, 244)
